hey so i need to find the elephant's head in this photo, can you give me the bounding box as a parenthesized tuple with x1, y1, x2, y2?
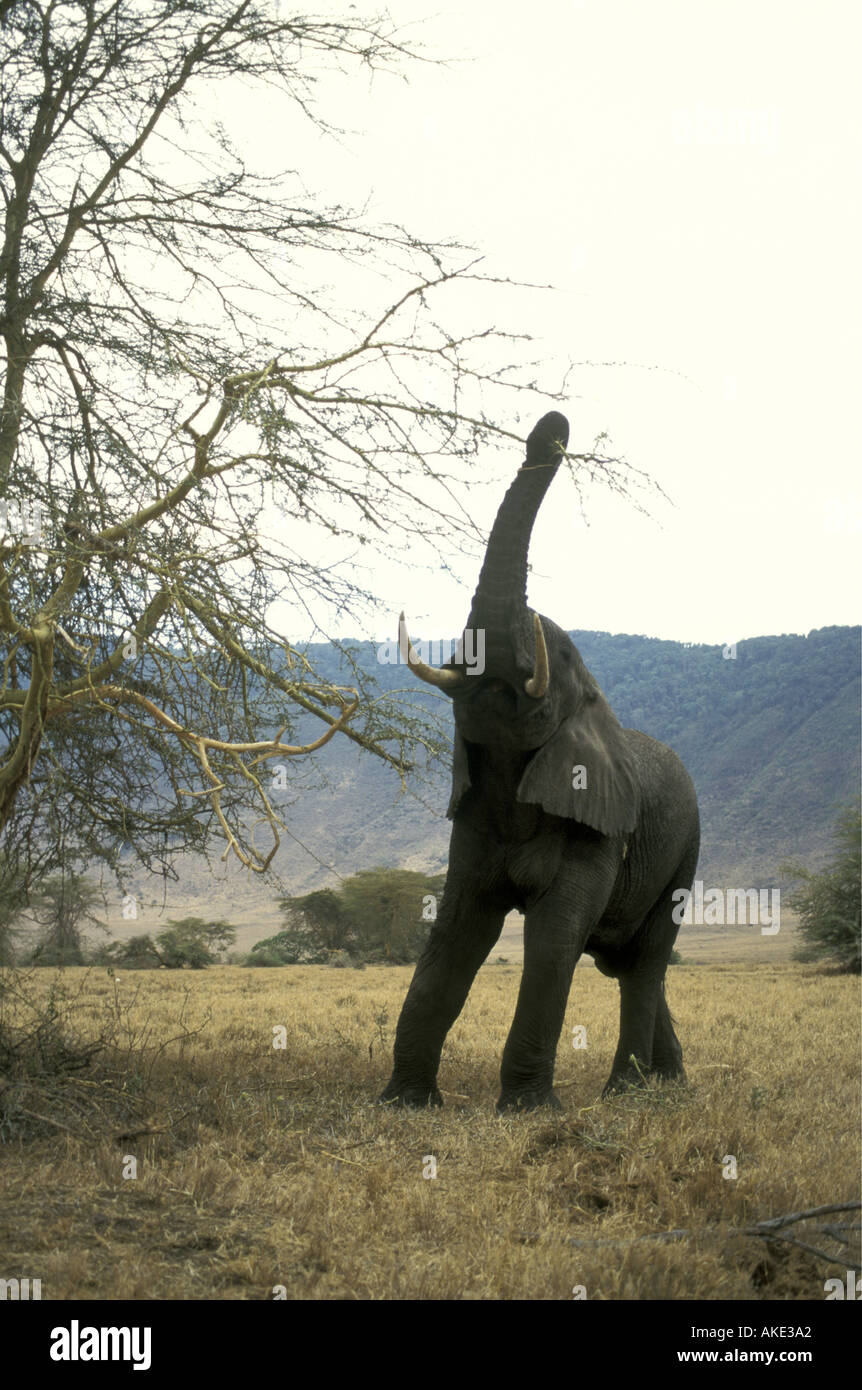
(400, 412, 639, 837)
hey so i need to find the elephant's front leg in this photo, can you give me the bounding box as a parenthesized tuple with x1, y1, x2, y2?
(498, 888, 597, 1112)
(380, 888, 505, 1108)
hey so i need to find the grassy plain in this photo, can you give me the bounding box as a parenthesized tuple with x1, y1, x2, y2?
(0, 954, 858, 1301)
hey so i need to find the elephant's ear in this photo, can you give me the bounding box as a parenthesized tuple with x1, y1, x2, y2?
(516, 691, 639, 835)
(446, 731, 472, 820)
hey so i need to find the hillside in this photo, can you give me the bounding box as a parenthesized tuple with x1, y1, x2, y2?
(572, 625, 861, 884)
(114, 624, 860, 941)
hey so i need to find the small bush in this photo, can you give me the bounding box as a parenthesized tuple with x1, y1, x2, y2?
(783, 801, 861, 973)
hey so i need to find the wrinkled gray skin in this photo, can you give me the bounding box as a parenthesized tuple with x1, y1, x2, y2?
(380, 412, 700, 1111)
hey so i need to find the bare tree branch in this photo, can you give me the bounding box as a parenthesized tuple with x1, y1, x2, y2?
(0, 0, 643, 892)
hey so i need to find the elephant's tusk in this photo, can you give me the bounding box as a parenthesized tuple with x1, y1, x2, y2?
(524, 612, 550, 699)
(399, 613, 465, 691)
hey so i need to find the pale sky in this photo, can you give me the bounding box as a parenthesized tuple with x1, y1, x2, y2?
(242, 0, 861, 645)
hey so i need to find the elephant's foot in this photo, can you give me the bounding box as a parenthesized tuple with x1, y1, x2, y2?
(602, 1073, 643, 1098)
(602, 1055, 651, 1096)
(496, 1087, 562, 1114)
(602, 1059, 685, 1097)
(379, 1079, 443, 1108)
(650, 1061, 686, 1084)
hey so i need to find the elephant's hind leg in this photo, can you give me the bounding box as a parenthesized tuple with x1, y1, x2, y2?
(602, 868, 692, 1096)
(650, 985, 685, 1081)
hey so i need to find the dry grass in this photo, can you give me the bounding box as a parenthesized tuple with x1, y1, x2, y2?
(0, 959, 858, 1300)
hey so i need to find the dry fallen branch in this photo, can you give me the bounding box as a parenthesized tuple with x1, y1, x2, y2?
(544, 1201, 861, 1269)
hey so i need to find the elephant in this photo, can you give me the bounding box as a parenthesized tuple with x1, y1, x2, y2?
(380, 411, 700, 1111)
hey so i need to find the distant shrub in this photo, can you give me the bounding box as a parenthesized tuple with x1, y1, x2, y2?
(247, 929, 327, 966)
(92, 918, 238, 970)
(91, 935, 162, 969)
(243, 947, 288, 968)
(327, 950, 351, 968)
(783, 801, 861, 973)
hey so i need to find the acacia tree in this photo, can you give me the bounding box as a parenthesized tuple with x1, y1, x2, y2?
(339, 866, 444, 961)
(262, 886, 354, 963)
(26, 866, 107, 964)
(0, 1, 633, 897)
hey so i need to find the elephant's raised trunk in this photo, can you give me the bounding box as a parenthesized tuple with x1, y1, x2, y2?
(399, 412, 568, 695)
(468, 412, 569, 626)
(467, 411, 568, 677)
